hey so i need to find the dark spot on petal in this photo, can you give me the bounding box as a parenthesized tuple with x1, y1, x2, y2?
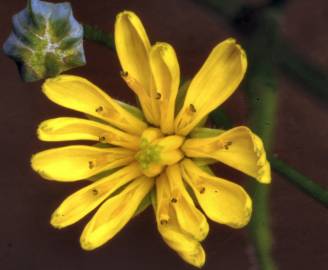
(224, 141, 232, 150)
(120, 70, 128, 77)
(160, 219, 168, 225)
(96, 106, 103, 113)
(88, 161, 94, 169)
(99, 136, 106, 142)
(200, 187, 206, 194)
(189, 104, 196, 113)
(171, 198, 177, 203)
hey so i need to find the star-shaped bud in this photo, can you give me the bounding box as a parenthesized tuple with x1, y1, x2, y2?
(3, 0, 86, 82)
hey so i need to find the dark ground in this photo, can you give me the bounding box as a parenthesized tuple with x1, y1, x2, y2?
(0, 0, 327, 269)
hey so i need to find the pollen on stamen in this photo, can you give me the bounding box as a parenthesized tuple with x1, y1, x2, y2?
(88, 161, 95, 169)
(95, 106, 104, 113)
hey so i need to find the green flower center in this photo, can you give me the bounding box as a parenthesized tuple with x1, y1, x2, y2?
(134, 127, 184, 177)
(135, 139, 162, 170)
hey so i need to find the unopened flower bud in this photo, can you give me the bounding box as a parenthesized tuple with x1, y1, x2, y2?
(3, 0, 86, 82)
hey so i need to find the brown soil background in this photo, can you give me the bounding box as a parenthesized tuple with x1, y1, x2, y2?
(0, 0, 327, 269)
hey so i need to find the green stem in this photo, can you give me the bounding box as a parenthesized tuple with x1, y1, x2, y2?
(270, 156, 328, 207)
(274, 42, 328, 102)
(83, 24, 115, 50)
(246, 73, 278, 270)
(197, 0, 328, 103)
(244, 10, 279, 270)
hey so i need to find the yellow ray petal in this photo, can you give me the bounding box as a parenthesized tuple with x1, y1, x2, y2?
(158, 223, 206, 268)
(42, 75, 147, 135)
(181, 159, 252, 229)
(120, 72, 157, 125)
(175, 38, 247, 135)
(182, 126, 271, 183)
(50, 163, 141, 228)
(156, 173, 206, 268)
(115, 11, 151, 96)
(150, 42, 180, 134)
(38, 117, 140, 150)
(166, 165, 209, 241)
(115, 11, 159, 125)
(31, 145, 135, 181)
(80, 176, 154, 250)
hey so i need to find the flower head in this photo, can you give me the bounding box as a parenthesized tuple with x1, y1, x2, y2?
(31, 11, 271, 268)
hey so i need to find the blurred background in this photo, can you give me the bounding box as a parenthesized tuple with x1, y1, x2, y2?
(0, 0, 327, 269)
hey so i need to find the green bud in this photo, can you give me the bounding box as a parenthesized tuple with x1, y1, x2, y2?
(3, 0, 86, 82)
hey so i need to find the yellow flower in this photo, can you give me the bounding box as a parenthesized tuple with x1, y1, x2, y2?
(31, 11, 271, 268)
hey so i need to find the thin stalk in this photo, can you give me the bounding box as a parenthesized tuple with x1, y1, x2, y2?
(197, 0, 328, 103)
(274, 42, 328, 101)
(244, 10, 279, 270)
(246, 75, 278, 270)
(270, 156, 328, 207)
(83, 24, 115, 50)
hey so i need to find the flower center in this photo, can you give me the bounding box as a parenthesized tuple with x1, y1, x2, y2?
(135, 128, 185, 177)
(135, 140, 162, 170)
